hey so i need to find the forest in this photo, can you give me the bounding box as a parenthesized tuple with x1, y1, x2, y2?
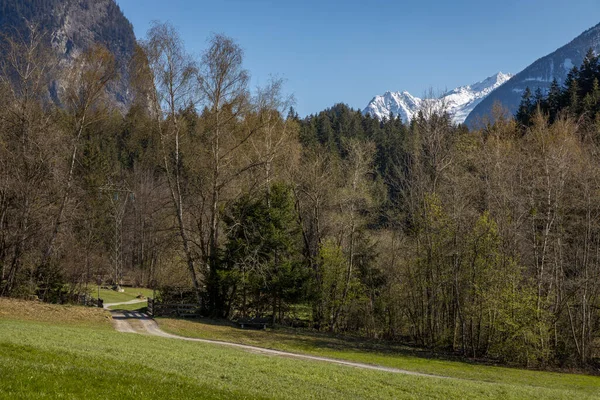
(0, 22, 599, 370)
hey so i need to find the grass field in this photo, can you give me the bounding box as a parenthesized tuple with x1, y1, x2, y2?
(96, 287, 154, 304)
(157, 318, 600, 397)
(1, 298, 599, 399)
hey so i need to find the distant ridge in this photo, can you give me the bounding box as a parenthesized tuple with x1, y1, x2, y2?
(364, 72, 513, 124)
(465, 22, 600, 126)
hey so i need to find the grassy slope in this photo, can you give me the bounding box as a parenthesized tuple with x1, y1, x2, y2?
(0, 298, 111, 328)
(0, 299, 598, 399)
(156, 318, 600, 397)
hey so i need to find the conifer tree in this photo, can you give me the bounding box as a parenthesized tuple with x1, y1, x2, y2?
(547, 78, 561, 121)
(534, 87, 544, 105)
(316, 112, 335, 150)
(579, 48, 598, 94)
(516, 87, 533, 126)
(533, 87, 545, 115)
(567, 76, 581, 115)
(585, 77, 600, 115)
(286, 106, 299, 121)
(562, 66, 580, 108)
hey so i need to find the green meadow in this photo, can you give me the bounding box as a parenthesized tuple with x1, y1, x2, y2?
(1, 299, 599, 399)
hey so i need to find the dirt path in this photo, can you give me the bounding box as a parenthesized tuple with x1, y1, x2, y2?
(103, 299, 147, 310)
(107, 305, 444, 379)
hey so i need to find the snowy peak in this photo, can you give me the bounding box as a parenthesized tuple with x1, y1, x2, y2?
(447, 72, 512, 97)
(364, 72, 513, 124)
(366, 91, 422, 123)
(442, 72, 513, 123)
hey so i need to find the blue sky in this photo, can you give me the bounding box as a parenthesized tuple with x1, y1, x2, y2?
(116, 0, 600, 116)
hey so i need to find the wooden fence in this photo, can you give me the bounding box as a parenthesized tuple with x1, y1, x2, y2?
(75, 294, 103, 308)
(147, 298, 202, 318)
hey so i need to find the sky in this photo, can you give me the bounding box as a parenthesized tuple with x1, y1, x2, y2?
(115, 0, 600, 117)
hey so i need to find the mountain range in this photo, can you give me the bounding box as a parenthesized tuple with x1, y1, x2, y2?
(365, 22, 600, 126)
(363, 72, 513, 124)
(0, 1, 598, 126)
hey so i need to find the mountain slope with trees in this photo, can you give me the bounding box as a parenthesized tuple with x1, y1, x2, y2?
(466, 22, 600, 126)
(515, 48, 600, 127)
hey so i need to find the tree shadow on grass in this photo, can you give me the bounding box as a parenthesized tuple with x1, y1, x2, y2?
(162, 316, 476, 365)
(109, 307, 149, 315)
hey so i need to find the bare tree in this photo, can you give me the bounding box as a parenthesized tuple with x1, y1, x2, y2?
(0, 26, 58, 296)
(330, 139, 376, 331)
(143, 22, 202, 303)
(40, 44, 117, 280)
(196, 33, 256, 315)
(250, 78, 297, 198)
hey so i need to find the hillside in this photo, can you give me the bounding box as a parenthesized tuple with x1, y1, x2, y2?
(0, 0, 137, 107)
(466, 22, 600, 126)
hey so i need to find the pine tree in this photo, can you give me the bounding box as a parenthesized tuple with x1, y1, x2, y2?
(223, 184, 303, 322)
(562, 66, 580, 109)
(583, 77, 600, 115)
(547, 78, 561, 121)
(567, 76, 581, 115)
(591, 77, 600, 109)
(534, 87, 544, 105)
(298, 115, 318, 147)
(516, 87, 534, 126)
(287, 106, 299, 121)
(316, 112, 335, 150)
(533, 87, 545, 114)
(579, 48, 599, 94)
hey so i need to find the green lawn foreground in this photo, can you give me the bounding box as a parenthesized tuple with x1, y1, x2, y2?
(0, 299, 597, 399)
(156, 317, 600, 399)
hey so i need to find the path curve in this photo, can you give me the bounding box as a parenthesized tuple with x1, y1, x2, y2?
(107, 304, 445, 379)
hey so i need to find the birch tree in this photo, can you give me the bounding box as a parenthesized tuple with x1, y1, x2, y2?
(144, 22, 203, 303)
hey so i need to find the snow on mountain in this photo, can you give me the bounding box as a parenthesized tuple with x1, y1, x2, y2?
(364, 91, 422, 123)
(364, 72, 513, 124)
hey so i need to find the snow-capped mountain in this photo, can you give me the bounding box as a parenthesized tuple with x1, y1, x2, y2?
(466, 22, 600, 126)
(363, 91, 423, 123)
(364, 72, 513, 124)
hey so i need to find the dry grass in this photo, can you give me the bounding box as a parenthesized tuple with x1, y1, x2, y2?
(0, 297, 111, 328)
